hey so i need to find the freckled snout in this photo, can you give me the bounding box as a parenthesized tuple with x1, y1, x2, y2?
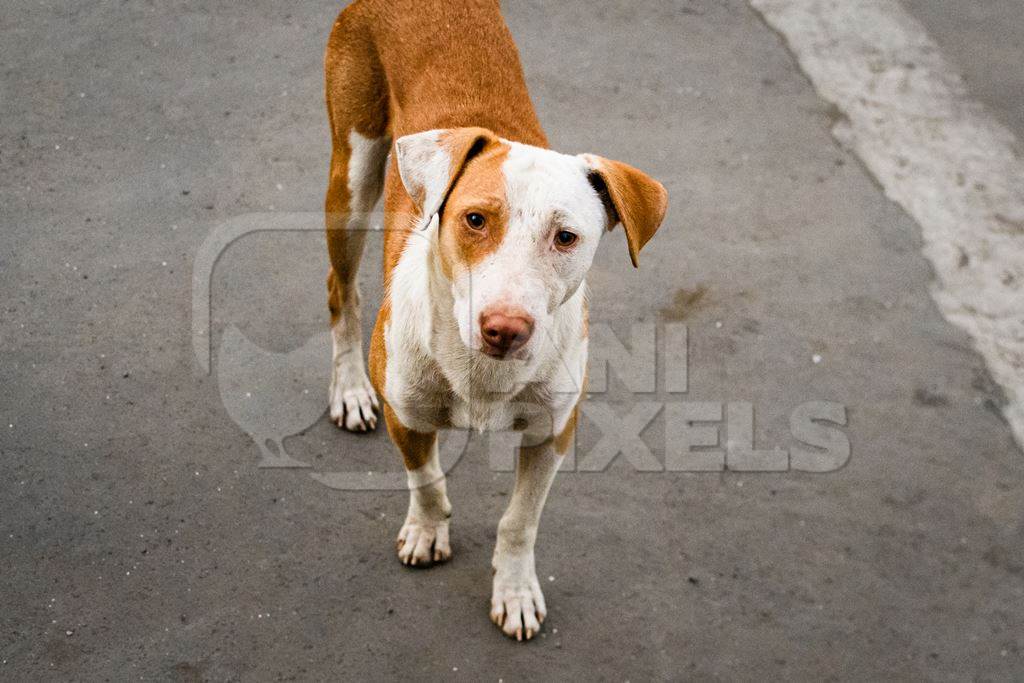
(479, 308, 534, 358)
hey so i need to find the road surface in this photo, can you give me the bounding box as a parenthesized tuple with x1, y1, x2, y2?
(2, 0, 1022, 679)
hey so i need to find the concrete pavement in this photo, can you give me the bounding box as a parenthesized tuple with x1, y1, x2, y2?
(2, 0, 1022, 679)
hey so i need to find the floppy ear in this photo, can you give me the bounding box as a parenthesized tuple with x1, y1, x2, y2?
(395, 127, 498, 226)
(580, 154, 669, 267)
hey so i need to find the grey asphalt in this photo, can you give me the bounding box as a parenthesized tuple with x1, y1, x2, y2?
(902, 0, 1024, 142)
(2, 1, 1023, 680)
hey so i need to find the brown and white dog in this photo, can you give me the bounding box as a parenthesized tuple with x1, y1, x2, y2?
(323, 0, 668, 640)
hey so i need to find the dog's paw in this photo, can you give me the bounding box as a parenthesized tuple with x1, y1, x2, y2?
(328, 362, 378, 432)
(490, 559, 546, 641)
(396, 519, 451, 566)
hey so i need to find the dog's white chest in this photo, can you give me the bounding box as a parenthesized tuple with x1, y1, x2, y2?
(383, 343, 540, 433)
(382, 230, 586, 436)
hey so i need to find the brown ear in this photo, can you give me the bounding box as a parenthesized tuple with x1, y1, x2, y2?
(581, 154, 668, 267)
(395, 127, 498, 224)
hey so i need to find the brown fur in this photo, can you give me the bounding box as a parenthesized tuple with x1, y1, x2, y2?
(339, 0, 547, 146)
(517, 404, 578, 461)
(324, 0, 548, 300)
(382, 404, 436, 471)
(367, 296, 389, 398)
(323, 1, 666, 635)
(553, 405, 578, 456)
(585, 157, 670, 268)
(437, 142, 512, 278)
(324, 0, 663, 452)
(325, 0, 551, 438)
(323, 6, 390, 327)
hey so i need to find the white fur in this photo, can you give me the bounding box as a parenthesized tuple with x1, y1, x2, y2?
(397, 442, 452, 566)
(328, 130, 389, 431)
(394, 130, 453, 227)
(386, 138, 597, 434)
(451, 143, 605, 357)
(386, 134, 600, 639)
(490, 443, 563, 640)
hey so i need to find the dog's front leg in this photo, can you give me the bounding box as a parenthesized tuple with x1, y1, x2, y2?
(490, 434, 566, 641)
(384, 405, 452, 566)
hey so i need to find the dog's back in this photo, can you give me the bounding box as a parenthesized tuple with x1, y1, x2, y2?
(326, 0, 547, 146)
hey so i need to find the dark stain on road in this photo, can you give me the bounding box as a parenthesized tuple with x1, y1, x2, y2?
(983, 545, 1024, 576)
(913, 387, 950, 407)
(660, 285, 709, 320)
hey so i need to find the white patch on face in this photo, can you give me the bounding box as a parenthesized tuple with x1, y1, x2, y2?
(452, 141, 606, 357)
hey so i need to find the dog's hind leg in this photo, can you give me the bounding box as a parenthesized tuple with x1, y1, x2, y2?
(324, 7, 390, 431)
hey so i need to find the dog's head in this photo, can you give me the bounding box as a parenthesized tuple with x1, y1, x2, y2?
(396, 127, 668, 360)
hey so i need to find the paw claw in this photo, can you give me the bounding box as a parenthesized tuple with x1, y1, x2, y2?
(329, 360, 378, 433)
(396, 519, 451, 567)
(491, 561, 545, 641)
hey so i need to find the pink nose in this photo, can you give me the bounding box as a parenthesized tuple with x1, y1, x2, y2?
(479, 309, 535, 357)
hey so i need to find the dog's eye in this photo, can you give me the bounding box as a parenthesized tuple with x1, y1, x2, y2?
(465, 212, 486, 230)
(554, 230, 578, 248)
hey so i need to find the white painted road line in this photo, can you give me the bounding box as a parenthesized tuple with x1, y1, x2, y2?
(750, 0, 1024, 449)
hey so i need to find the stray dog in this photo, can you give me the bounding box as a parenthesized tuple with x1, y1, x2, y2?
(323, 0, 667, 640)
